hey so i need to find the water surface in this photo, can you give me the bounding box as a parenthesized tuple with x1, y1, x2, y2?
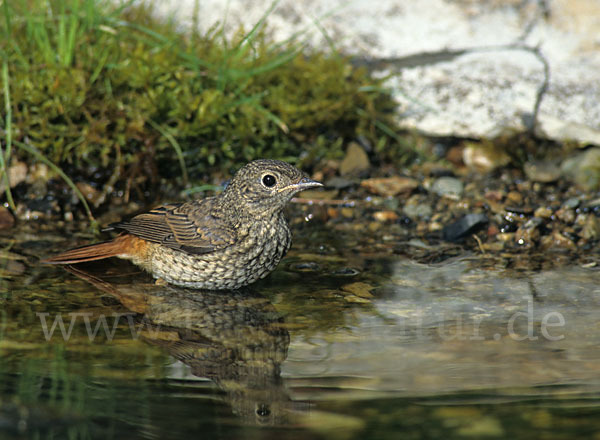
(2, 223, 600, 439)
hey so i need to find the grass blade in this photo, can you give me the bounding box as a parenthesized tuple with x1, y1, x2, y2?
(1, 61, 15, 211)
(147, 119, 189, 186)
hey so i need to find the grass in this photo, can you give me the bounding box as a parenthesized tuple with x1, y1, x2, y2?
(0, 0, 417, 219)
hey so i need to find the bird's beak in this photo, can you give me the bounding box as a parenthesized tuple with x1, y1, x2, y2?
(282, 176, 323, 193)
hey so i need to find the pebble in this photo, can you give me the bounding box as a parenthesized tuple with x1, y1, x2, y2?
(515, 217, 543, 247)
(562, 197, 580, 210)
(555, 207, 575, 224)
(403, 202, 433, 219)
(523, 160, 561, 183)
(431, 176, 464, 199)
(0, 206, 15, 230)
(581, 215, 600, 240)
(340, 142, 370, 175)
(361, 176, 419, 197)
(540, 230, 576, 250)
(534, 206, 553, 219)
(341, 282, 374, 298)
(462, 143, 510, 172)
(505, 191, 523, 205)
(373, 210, 398, 222)
(442, 213, 488, 242)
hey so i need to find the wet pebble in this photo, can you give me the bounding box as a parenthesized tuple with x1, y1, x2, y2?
(534, 206, 553, 219)
(581, 215, 600, 240)
(290, 262, 321, 271)
(540, 230, 576, 250)
(332, 267, 361, 276)
(515, 217, 543, 247)
(403, 202, 433, 219)
(341, 282, 374, 298)
(361, 176, 419, 197)
(562, 197, 580, 210)
(442, 213, 488, 242)
(340, 142, 370, 175)
(523, 160, 561, 183)
(0, 206, 15, 230)
(373, 211, 399, 222)
(555, 207, 575, 224)
(431, 177, 463, 199)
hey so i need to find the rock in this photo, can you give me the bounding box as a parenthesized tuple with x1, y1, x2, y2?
(373, 211, 399, 222)
(76, 182, 102, 205)
(154, 0, 600, 145)
(561, 148, 600, 190)
(403, 203, 433, 219)
(505, 191, 523, 205)
(555, 207, 575, 224)
(534, 206, 553, 219)
(581, 215, 600, 240)
(562, 198, 580, 210)
(361, 176, 418, 197)
(515, 217, 543, 248)
(431, 177, 463, 199)
(0, 206, 15, 230)
(540, 230, 576, 251)
(442, 213, 488, 242)
(341, 282, 374, 298)
(0, 161, 27, 195)
(523, 161, 561, 183)
(325, 176, 355, 189)
(463, 144, 511, 173)
(339, 142, 370, 176)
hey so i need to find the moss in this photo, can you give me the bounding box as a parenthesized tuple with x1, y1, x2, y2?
(1, 0, 414, 207)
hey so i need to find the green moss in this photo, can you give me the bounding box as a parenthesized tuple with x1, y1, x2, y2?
(0, 0, 414, 204)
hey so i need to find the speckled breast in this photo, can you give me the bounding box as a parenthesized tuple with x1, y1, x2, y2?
(143, 216, 292, 290)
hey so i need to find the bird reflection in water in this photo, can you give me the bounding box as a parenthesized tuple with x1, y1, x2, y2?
(64, 260, 305, 426)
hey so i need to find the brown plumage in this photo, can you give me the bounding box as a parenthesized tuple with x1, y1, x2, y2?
(43, 159, 322, 290)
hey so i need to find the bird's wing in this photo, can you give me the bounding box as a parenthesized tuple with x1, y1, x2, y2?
(113, 200, 237, 254)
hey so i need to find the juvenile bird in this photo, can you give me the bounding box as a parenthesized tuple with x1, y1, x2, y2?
(44, 159, 322, 290)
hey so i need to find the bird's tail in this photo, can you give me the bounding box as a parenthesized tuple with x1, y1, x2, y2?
(42, 235, 131, 265)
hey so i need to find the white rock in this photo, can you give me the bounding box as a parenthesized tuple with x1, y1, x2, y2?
(148, 0, 600, 145)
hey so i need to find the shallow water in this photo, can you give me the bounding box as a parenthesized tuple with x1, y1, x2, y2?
(2, 222, 600, 439)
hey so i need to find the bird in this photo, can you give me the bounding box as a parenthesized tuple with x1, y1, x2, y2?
(43, 159, 323, 290)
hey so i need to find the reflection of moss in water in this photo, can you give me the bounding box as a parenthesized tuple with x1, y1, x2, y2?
(1, 0, 414, 202)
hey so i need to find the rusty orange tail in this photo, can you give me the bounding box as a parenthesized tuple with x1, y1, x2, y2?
(42, 234, 134, 265)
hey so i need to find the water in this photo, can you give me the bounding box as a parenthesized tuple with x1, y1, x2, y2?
(2, 223, 600, 439)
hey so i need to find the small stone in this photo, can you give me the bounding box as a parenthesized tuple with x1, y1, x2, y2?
(496, 232, 515, 242)
(561, 148, 600, 190)
(534, 206, 553, 219)
(339, 142, 370, 175)
(505, 191, 523, 205)
(540, 230, 576, 250)
(524, 161, 561, 183)
(361, 176, 419, 197)
(373, 210, 399, 222)
(403, 203, 433, 219)
(514, 217, 543, 248)
(555, 207, 575, 223)
(562, 197, 580, 210)
(0, 206, 15, 230)
(325, 176, 355, 189)
(431, 177, 464, 199)
(463, 143, 510, 172)
(0, 161, 27, 195)
(76, 182, 102, 204)
(442, 213, 488, 242)
(484, 190, 505, 202)
(341, 282, 374, 298)
(340, 207, 354, 218)
(581, 215, 600, 240)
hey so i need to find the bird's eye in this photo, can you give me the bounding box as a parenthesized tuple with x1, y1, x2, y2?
(262, 174, 277, 187)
